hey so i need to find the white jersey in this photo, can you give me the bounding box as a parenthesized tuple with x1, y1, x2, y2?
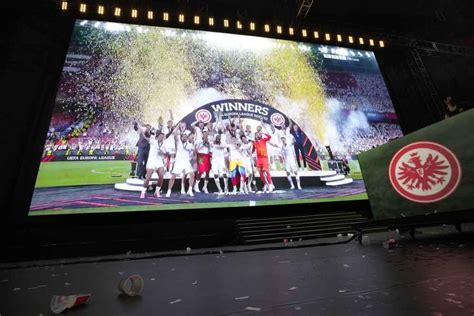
(281, 143, 298, 172)
(211, 144, 227, 162)
(175, 139, 193, 161)
(172, 139, 194, 174)
(146, 138, 165, 170)
(196, 140, 211, 154)
(229, 144, 244, 161)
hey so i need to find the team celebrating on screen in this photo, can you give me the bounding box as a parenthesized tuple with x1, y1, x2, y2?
(135, 110, 308, 198)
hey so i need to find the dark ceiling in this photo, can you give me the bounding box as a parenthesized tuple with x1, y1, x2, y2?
(166, 0, 474, 45)
(4, 0, 474, 46)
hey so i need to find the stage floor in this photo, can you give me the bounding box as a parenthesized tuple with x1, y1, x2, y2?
(29, 180, 367, 215)
(1, 226, 473, 315)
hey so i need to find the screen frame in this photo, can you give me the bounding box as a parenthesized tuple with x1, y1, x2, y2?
(12, 17, 403, 226)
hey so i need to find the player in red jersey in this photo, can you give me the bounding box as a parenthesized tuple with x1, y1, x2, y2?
(253, 125, 274, 192)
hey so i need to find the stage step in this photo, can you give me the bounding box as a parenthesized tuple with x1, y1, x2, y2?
(115, 183, 144, 192)
(326, 178, 354, 186)
(115, 170, 339, 192)
(321, 174, 346, 181)
(236, 211, 370, 245)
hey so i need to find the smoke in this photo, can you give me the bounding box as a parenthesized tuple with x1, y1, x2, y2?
(323, 98, 370, 153)
(324, 98, 345, 151)
(181, 88, 227, 113)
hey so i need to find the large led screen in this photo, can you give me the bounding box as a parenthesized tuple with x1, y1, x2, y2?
(29, 19, 403, 215)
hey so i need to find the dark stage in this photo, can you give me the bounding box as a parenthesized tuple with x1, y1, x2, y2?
(1, 226, 473, 315)
(29, 180, 366, 213)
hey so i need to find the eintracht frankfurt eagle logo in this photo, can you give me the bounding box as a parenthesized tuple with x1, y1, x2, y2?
(195, 109, 212, 123)
(388, 141, 461, 203)
(270, 113, 285, 126)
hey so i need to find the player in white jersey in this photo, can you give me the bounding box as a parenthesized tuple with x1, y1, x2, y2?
(240, 134, 255, 193)
(228, 136, 248, 194)
(281, 135, 302, 190)
(161, 110, 176, 172)
(211, 133, 229, 194)
(140, 131, 166, 198)
(267, 123, 284, 171)
(166, 128, 195, 197)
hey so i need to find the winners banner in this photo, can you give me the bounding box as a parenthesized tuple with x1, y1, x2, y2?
(359, 109, 474, 220)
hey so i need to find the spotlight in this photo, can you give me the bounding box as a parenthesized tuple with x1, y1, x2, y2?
(208, 17, 214, 26)
(289, 27, 294, 35)
(348, 36, 354, 44)
(277, 26, 282, 34)
(237, 21, 242, 29)
(250, 22, 255, 31)
(337, 34, 342, 42)
(147, 11, 154, 20)
(264, 24, 270, 32)
(97, 5, 104, 15)
(79, 3, 86, 13)
(359, 37, 364, 45)
(369, 39, 374, 46)
(178, 14, 184, 23)
(194, 16, 200, 24)
(313, 31, 319, 39)
(163, 12, 169, 21)
(325, 33, 330, 41)
(131, 9, 137, 18)
(379, 40, 385, 48)
(224, 19, 229, 27)
(61, 1, 68, 10)
(302, 29, 307, 37)
(114, 7, 121, 17)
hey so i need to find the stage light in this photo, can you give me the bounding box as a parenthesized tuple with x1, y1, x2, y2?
(250, 22, 255, 31)
(237, 21, 242, 29)
(302, 29, 307, 37)
(163, 12, 169, 21)
(289, 27, 294, 35)
(264, 24, 270, 32)
(194, 16, 200, 24)
(61, 1, 68, 10)
(379, 40, 385, 48)
(325, 33, 331, 41)
(313, 31, 319, 39)
(277, 26, 282, 34)
(224, 19, 229, 27)
(348, 36, 354, 44)
(114, 7, 121, 17)
(369, 39, 374, 46)
(337, 34, 342, 42)
(79, 3, 86, 13)
(131, 9, 138, 18)
(208, 17, 214, 26)
(147, 11, 154, 20)
(97, 5, 104, 15)
(179, 14, 184, 23)
(359, 37, 364, 45)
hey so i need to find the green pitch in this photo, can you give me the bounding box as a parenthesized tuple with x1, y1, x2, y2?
(35, 161, 131, 188)
(29, 192, 368, 216)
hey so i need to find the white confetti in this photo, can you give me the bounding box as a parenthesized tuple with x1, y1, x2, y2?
(245, 306, 261, 311)
(338, 289, 348, 293)
(192, 280, 198, 285)
(27, 285, 47, 290)
(169, 299, 182, 304)
(235, 296, 249, 300)
(288, 286, 298, 291)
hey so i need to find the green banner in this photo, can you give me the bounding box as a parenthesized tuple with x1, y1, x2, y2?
(358, 109, 474, 220)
